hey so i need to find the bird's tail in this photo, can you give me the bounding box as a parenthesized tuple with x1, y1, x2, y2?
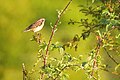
(23, 29, 30, 32)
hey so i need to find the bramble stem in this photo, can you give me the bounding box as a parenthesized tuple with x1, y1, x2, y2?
(41, 0, 72, 79)
(43, 0, 72, 67)
(90, 36, 101, 79)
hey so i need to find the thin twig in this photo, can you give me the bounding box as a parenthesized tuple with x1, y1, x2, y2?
(43, 0, 72, 67)
(22, 63, 27, 80)
(101, 68, 120, 77)
(104, 47, 119, 65)
(54, 64, 81, 80)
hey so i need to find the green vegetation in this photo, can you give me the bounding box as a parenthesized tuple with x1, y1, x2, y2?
(0, 0, 120, 80)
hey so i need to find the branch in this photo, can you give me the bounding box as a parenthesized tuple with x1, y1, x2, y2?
(90, 36, 101, 78)
(43, 0, 72, 67)
(104, 47, 119, 65)
(22, 63, 28, 80)
(41, 0, 72, 79)
(101, 68, 120, 77)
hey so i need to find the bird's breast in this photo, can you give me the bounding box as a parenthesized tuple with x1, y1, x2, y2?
(33, 23, 44, 32)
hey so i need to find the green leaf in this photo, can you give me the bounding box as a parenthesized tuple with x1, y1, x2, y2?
(96, 30, 101, 37)
(61, 73, 69, 80)
(78, 55, 83, 60)
(92, 0, 95, 3)
(59, 47, 64, 54)
(39, 42, 47, 50)
(116, 34, 120, 38)
(115, 64, 120, 71)
(106, 24, 109, 32)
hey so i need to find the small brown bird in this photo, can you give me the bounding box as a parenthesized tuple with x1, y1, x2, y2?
(24, 18, 45, 33)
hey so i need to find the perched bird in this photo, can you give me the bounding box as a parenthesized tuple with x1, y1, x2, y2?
(24, 18, 45, 33)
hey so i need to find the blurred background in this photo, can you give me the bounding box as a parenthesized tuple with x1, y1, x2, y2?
(0, 0, 119, 80)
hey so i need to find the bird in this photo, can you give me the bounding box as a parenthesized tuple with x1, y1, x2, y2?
(24, 18, 45, 33)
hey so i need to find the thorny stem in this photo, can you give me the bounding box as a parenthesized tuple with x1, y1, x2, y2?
(41, 0, 72, 79)
(90, 27, 120, 79)
(90, 36, 101, 79)
(43, 0, 72, 67)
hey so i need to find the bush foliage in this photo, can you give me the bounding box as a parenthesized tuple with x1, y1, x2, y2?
(23, 0, 120, 80)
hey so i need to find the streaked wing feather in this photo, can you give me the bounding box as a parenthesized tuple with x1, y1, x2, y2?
(24, 19, 43, 31)
(25, 24, 33, 30)
(32, 20, 43, 28)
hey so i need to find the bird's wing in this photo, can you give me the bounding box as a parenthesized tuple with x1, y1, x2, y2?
(24, 24, 34, 31)
(32, 20, 43, 28)
(24, 20, 43, 32)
